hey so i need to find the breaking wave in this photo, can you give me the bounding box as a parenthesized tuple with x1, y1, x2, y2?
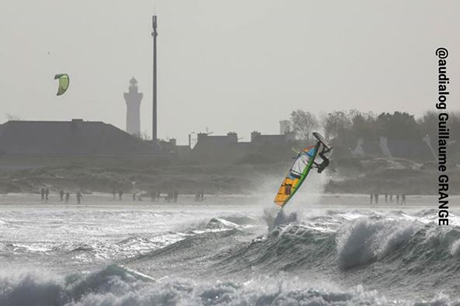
(2, 208, 460, 305)
(209, 210, 460, 298)
(1, 265, 458, 306)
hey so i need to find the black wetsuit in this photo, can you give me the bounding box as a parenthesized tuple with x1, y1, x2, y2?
(317, 147, 331, 173)
(317, 158, 329, 173)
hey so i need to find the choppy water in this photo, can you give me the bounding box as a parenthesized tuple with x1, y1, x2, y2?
(1, 193, 460, 306)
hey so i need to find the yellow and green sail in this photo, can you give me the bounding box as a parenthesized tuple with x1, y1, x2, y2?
(274, 132, 332, 208)
(274, 142, 320, 208)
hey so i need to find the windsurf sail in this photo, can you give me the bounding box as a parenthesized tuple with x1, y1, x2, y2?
(274, 143, 320, 207)
(274, 132, 332, 208)
(54, 74, 70, 96)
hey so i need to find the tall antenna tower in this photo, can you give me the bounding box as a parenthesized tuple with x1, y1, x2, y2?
(152, 15, 158, 142)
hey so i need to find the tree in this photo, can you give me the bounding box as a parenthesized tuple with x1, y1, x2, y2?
(5, 113, 20, 121)
(449, 111, 460, 142)
(419, 111, 460, 142)
(349, 111, 377, 140)
(376, 112, 421, 140)
(418, 111, 438, 139)
(290, 110, 319, 141)
(321, 111, 352, 140)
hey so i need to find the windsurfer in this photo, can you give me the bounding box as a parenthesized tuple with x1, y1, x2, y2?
(274, 132, 333, 208)
(316, 145, 332, 173)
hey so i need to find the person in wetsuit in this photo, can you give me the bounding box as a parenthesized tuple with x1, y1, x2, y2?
(316, 145, 331, 173)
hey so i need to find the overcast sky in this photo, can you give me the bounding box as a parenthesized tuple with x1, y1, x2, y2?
(1, 1, 459, 144)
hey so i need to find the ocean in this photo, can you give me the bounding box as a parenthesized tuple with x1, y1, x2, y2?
(0, 193, 459, 306)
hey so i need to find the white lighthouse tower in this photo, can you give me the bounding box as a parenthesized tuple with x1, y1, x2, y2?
(124, 77, 143, 136)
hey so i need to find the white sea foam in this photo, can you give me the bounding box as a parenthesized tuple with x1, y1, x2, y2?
(1, 194, 460, 304)
(0, 267, 418, 306)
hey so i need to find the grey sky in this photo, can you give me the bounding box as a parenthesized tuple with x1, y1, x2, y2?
(1, 1, 459, 144)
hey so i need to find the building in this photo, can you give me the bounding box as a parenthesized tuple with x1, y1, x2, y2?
(351, 137, 435, 161)
(124, 77, 143, 136)
(279, 120, 291, 134)
(0, 119, 157, 156)
(189, 130, 297, 164)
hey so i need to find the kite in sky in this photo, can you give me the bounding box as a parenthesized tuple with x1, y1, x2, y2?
(54, 74, 70, 96)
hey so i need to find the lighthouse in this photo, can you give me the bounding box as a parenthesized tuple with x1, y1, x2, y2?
(124, 77, 143, 136)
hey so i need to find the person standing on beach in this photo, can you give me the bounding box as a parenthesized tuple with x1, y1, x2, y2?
(45, 188, 50, 200)
(65, 192, 70, 203)
(396, 194, 400, 205)
(166, 192, 172, 202)
(60, 190, 64, 201)
(370, 193, 373, 204)
(173, 190, 179, 203)
(401, 194, 406, 205)
(118, 191, 123, 201)
(76, 191, 83, 204)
